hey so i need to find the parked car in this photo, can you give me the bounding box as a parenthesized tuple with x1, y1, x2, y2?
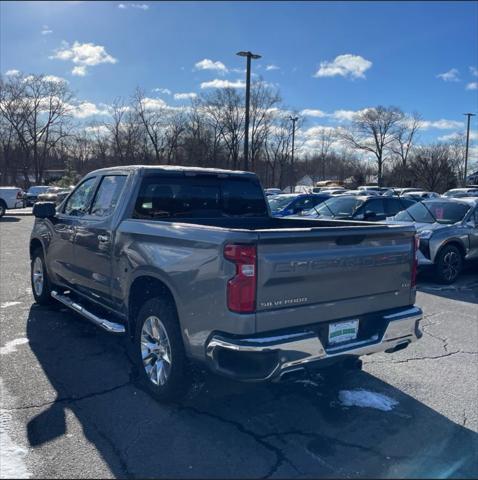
(442, 188, 478, 199)
(358, 186, 394, 195)
(301, 195, 415, 221)
(29, 165, 422, 402)
(394, 188, 424, 196)
(25, 185, 50, 206)
(264, 188, 282, 196)
(322, 188, 348, 196)
(402, 191, 440, 201)
(0, 187, 24, 218)
(387, 198, 478, 283)
(268, 193, 331, 217)
(338, 189, 379, 196)
(37, 187, 73, 205)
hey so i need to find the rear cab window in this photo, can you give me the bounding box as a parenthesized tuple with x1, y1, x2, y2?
(132, 174, 268, 220)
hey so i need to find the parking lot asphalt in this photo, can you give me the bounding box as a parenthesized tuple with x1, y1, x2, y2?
(1, 211, 477, 479)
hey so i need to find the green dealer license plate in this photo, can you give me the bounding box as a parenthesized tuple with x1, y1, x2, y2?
(328, 319, 359, 345)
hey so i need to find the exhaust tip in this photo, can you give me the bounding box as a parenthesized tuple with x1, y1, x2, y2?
(385, 341, 410, 354)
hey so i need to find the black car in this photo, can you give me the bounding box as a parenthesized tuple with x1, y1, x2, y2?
(303, 195, 416, 221)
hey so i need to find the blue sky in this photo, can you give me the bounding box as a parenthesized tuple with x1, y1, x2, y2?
(1, 0, 477, 153)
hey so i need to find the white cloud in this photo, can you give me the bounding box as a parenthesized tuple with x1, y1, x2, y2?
(71, 102, 110, 118)
(85, 125, 110, 136)
(314, 54, 372, 79)
(438, 131, 477, 142)
(265, 64, 279, 71)
(5, 69, 20, 76)
(420, 119, 464, 130)
(72, 66, 87, 76)
(141, 97, 167, 110)
(470, 66, 478, 77)
(466, 82, 478, 91)
(300, 109, 327, 118)
(152, 87, 172, 95)
(331, 109, 370, 121)
(118, 3, 149, 9)
(436, 68, 460, 82)
(41, 25, 53, 35)
(50, 41, 117, 76)
(174, 92, 197, 100)
(43, 75, 68, 84)
(200, 79, 245, 89)
(194, 59, 228, 73)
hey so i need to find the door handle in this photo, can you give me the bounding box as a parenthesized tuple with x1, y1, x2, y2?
(97, 234, 110, 243)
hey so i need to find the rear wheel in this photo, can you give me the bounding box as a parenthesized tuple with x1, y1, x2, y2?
(434, 245, 463, 284)
(0, 200, 6, 218)
(133, 297, 190, 402)
(31, 249, 54, 305)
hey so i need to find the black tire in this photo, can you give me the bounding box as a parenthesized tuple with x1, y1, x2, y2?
(0, 200, 6, 218)
(133, 297, 190, 402)
(31, 248, 54, 305)
(434, 244, 463, 284)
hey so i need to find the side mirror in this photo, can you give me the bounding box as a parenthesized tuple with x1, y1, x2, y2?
(33, 202, 56, 219)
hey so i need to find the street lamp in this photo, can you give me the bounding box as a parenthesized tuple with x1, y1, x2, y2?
(289, 116, 299, 191)
(236, 51, 261, 171)
(463, 113, 476, 186)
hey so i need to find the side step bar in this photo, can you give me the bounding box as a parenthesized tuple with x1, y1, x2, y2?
(51, 291, 125, 334)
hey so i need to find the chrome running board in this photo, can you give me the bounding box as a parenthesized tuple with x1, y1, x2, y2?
(51, 290, 125, 334)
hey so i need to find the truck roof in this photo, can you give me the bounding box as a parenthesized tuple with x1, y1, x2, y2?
(87, 165, 257, 177)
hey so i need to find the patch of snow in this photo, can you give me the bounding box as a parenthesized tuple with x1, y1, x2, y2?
(0, 381, 30, 478)
(0, 302, 21, 309)
(0, 339, 29, 356)
(338, 389, 399, 412)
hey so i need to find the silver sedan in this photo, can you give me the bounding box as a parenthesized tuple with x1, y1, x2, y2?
(387, 198, 478, 283)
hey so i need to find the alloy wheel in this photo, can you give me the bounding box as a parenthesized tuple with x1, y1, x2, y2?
(140, 315, 172, 386)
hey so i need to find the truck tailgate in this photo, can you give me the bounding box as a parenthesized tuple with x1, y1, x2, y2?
(255, 224, 415, 332)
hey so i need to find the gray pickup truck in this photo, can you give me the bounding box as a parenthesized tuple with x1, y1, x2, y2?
(30, 166, 423, 401)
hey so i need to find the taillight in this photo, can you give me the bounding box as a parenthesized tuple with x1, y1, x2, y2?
(224, 243, 257, 313)
(411, 234, 419, 288)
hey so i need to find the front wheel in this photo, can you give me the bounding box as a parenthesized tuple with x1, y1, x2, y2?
(133, 297, 190, 402)
(0, 200, 6, 218)
(434, 245, 463, 284)
(31, 249, 54, 305)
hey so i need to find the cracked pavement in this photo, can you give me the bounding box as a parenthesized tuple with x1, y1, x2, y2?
(1, 213, 477, 478)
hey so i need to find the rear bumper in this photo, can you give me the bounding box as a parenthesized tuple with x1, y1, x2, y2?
(206, 306, 422, 381)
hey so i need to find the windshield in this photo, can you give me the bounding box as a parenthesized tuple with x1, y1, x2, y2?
(267, 195, 297, 213)
(393, 201, 470, 224)
(314, 196, 363, 217)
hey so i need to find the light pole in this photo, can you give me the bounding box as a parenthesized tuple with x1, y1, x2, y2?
(236, 51, 261, 171)
(463, 113, 476, 186)
(290, 116, 299, 191)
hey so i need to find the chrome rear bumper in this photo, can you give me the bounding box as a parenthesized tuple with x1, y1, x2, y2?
(206, 306, 423, 381)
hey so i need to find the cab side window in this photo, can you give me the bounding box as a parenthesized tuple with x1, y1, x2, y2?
(90, 175, 127, 217)
(63, 177, 97, 217)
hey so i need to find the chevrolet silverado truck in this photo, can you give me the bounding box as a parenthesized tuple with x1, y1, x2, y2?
(30, 166, 423, 401)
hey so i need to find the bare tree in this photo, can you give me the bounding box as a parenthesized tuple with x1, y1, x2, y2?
(409, 144, 458, 192)
(340, 106, 404, 186)
(201, 88, 244, 170)
(0, 73, 73, 184)
(249, 82, 281, 170)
